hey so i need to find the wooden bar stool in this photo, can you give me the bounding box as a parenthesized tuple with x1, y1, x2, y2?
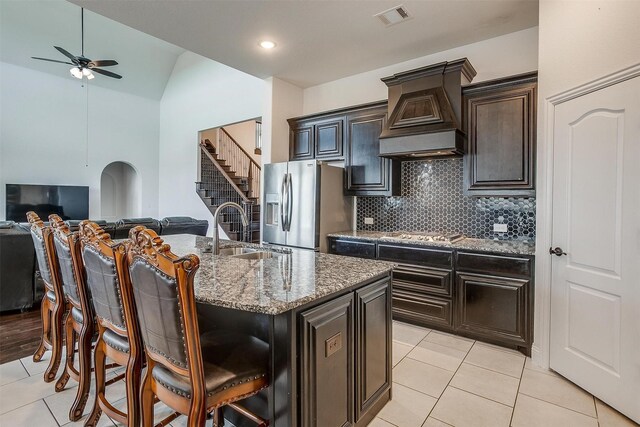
(48, 215, 96, 421)
(127, 227, 270, 427)
(78, 220, 144, 427)
(27, 212, 66, 383)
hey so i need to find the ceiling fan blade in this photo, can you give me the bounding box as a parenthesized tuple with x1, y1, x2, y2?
(54, 46, 77, 62)
(31, 57, 74, 65)
(91, 68, 122, 79)
(89, 60, 118, 67)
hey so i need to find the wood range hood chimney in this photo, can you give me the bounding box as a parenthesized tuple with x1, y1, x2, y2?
(379, 58, 476, 158)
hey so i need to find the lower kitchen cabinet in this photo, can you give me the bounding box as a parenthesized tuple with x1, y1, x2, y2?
(456, 272, 530, 349)
(300, 293, 354, 427)
(355, 280, 391, 419)
(328, 237, 534, 355)
(392, 289, 453, 330)
(299, 277, 392, 427)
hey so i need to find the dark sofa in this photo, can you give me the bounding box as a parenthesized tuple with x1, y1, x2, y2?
(0, 216, 209, 313)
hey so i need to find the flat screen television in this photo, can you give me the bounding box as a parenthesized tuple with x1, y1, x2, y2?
(5, 184, 89, 222)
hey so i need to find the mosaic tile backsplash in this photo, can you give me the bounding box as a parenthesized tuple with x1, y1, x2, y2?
(356, 158, 536, 241)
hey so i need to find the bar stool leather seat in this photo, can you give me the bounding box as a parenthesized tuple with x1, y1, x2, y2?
(152, 330, 268, 399)
(103, 329, 130, 353)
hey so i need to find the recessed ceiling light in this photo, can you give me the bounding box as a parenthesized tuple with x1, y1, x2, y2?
(259, 40, 276, 49)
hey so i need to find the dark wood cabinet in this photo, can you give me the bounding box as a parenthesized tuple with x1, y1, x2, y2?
(463, 72, 537, 197)
(300, 293, 354, 427)
(288, 102, 399, 196)
(328, 237, 535, 355)
(456, 272, 529, 348)
(290, 122, 314, 161)
(344, 106, 400, 196)
(315, 117, 344, 159)
(299, 277, 392, 427)
(329, 239, 376, 259)
(355, 279, 391, 419)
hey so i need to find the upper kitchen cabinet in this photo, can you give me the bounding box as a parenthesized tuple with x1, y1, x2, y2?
(288, 114, 345, 161)
(462, 72, 537, 197)
(344, 103, 400, 196)
(288, 101, 399, 196)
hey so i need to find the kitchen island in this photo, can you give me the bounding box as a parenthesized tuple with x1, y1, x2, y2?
(161, 234, 396, 427)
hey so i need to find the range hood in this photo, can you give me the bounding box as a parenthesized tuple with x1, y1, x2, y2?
(379, 58, 476, 158)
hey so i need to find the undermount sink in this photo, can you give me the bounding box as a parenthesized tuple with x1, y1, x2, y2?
(218, 246, 282, 259)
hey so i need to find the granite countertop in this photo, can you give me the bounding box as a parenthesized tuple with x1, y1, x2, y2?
(159, 234, 395, 315)
(327, 230, 536, 256)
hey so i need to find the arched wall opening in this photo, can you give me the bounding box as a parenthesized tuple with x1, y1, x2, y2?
(100, 161, 141, 220)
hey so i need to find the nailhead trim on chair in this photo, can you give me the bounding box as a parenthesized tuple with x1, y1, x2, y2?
(155, 373, 268, 399)
(84, 245, 126, 330)
(131, 259, 189, 369)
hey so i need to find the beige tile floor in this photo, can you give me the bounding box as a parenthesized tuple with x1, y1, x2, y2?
(369, 321, 639, 427)
(0, 321, 637, 427)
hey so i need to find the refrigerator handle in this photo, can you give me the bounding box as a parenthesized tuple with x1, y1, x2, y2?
(287, 172, 293, 232)
(279, 173, 287, 232)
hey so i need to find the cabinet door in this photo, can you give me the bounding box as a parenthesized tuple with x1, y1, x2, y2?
(345, 109, 399, 196)
(315, 117, 344, 160)
(456, 272, 529, 347)
(328, 238, 376, 259)
(464, 76, 536, 196)
(291, 123, 314, 160)
(355, 279, 391, 419)
(300, 293, 354, 427)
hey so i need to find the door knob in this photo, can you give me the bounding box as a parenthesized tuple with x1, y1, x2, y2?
(549, 247, 567, 256)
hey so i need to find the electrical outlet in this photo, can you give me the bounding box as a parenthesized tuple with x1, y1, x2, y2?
(493, 223, 508, 233)
(364, 217, 374, 225)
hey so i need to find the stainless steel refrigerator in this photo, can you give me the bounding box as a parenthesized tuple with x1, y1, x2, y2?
(262, 160, 353, 252)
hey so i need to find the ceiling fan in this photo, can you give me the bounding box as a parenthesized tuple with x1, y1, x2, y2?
(31, 8, 122, 80)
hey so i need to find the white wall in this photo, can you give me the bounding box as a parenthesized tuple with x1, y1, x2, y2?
(533, 0, 640, 366)
(0, 61, 160, 221)
(302, 27, 539, 115)
(158, 51, 265, 226)
(262, 77, 304, 164)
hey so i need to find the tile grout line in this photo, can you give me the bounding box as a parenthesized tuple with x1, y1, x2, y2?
(421, 336, 477, 425)
(517, 390, 600, 420)
(42, 398, 62, 427)
(508, 350, 527, 426)
(447, 384, 514, 409)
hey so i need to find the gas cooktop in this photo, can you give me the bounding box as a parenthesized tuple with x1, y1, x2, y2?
(380, 232, 465, 244)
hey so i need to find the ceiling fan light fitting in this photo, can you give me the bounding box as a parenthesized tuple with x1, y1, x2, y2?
(70, 67, 83, 79)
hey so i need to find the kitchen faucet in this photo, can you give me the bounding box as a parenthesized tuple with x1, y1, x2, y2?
(211, 202, 249, 255)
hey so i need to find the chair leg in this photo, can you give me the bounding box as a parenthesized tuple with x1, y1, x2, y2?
(44, 302, 65, 383)
(188, 400, 207, 427)
(125, 353, 143, 427)
(55, 316, 74, 391)
(85, 337, 105, 427)
(33, 298, 50, 362)
(140, 370, 155, 427)
(69, 322, 93, 421)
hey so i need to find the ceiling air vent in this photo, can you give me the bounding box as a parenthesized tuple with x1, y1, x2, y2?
(374, 5, 412, 27)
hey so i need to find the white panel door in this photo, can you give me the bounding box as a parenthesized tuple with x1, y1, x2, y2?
(550, 76, 640, 423)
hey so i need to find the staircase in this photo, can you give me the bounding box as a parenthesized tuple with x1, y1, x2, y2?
(196, 128, 261, 243)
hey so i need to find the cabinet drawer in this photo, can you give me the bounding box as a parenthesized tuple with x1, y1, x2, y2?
(393, 265, 453, 298)
(329, 239, 376, 259)
(392, 289, 453, 330)
(456, 251, 532, 279)
(377, 244, 453, 269)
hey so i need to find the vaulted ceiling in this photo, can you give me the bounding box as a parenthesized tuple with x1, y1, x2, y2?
(69, 0, 538, 88)
(1, 0, 185, 100)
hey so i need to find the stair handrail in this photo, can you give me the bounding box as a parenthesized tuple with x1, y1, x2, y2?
(199, 142, 252, 204)
(219, 127, 262, 172)
(217, 127, 261, 200)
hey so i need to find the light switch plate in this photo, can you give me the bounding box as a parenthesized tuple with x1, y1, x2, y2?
(493, 223, 508, 233)
(364, 217, 374, 225)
